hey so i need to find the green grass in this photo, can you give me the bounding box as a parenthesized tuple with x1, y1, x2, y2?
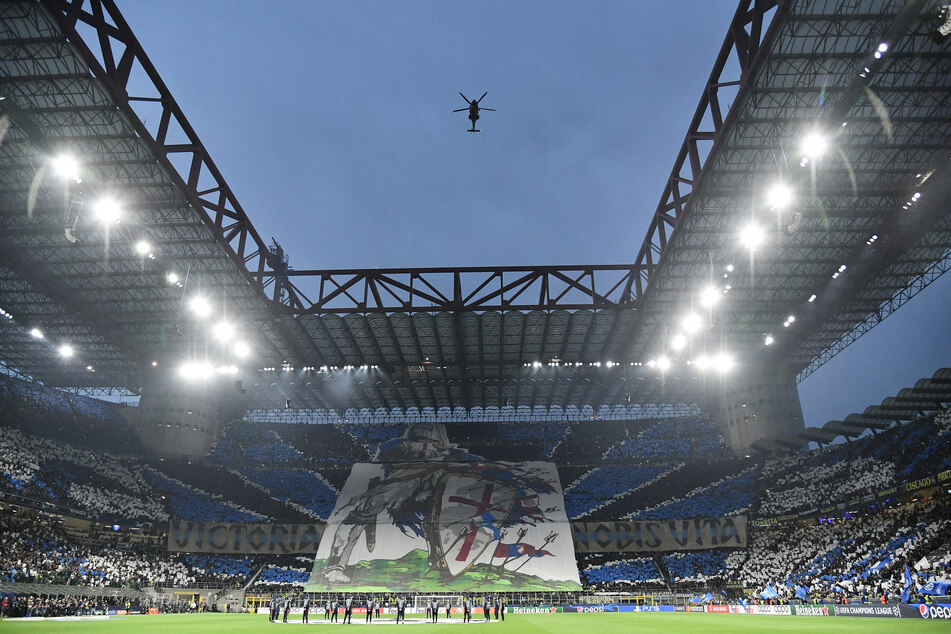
(2, 612, 951, 633)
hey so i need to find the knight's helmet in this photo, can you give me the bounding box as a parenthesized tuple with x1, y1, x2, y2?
(372, 422, 456, 462)
(404, 422, 450, 446)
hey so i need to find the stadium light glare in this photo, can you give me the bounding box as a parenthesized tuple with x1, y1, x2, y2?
(233, 341, 251, 358)
(714, 353, 735, 373)
(179, 362, 213, 380)
(167, 272, 179, 284)
(134, 240, 151, 256)
(189, 296, 212, 319)
(212, 320, 234, 342)
(670, 334, 687, 351)
(655, 356, 671, 372)
(694, 355, 710, 370)
(29, 327, 44, 339)
(801, 133, 828, 160)
(681, 312, 703, 334)
(93, 198, 122, 224)
(766, 183, 794, 210)
(699, 286, 720, 308)
(58, 344, 74, 358)
(739, 222, 766, 251)
(764, 335, 774, 346)
(51, 155, 80, 182)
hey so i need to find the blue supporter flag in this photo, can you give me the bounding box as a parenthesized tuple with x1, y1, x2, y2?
(760, 584, 779, 599)
(901, 562, 913, 603)
(795, 585, 807, 600)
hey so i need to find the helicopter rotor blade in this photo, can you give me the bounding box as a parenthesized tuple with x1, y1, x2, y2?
(452, 108, 468, 112)
(477, 91, 488, 103)
(480, 108, 496, 112)
(459, 92, 470, 104)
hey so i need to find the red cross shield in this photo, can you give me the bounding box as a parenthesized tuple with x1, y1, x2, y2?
(434, 474, 518, 577)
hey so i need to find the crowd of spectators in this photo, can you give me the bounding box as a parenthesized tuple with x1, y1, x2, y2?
(144, 471, 264, 524)
(755, 411, 951, 517)
(578, 554, 663, 590)
(629, 467, 757, 521)
(604, 417, 727, 463)
(0, 426, 164, 521)
(233, 468, 337, 520)
(563, 465, 670, 519)
(2, 373, 950, 603)
(0, 511, 195, 588)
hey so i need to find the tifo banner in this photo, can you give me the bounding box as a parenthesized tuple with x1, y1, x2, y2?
(306, 423, 581, 593)
(571, 516, 747, 552)
(167, 521, 323, 553)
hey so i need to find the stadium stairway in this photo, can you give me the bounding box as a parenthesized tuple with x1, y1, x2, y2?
(652, 555, 674, 590)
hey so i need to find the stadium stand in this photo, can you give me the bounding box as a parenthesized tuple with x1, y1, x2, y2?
(2, 371, 950, 605)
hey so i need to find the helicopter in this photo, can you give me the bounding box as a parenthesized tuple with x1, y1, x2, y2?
(453, 92, 495, 132)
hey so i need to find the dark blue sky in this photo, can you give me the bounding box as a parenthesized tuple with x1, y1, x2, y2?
(117, 1, 949, 428)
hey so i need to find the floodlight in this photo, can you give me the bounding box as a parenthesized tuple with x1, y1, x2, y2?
(93, 198, 122, 224)
(233, 341, 251, 358)
(801, 133, 828, 160)
(681, 313, 703, 334)
(655, 356, 671, 372)
(58, 344, 74, 358)
(189, 296, 211, 318)
(179, 362, 213, 380)
(766, 183, 794, 210)
(670, 334, 687, 352)
(739, 222, 766, 251)
(135, 240, 151, 255)
(764, 335, 775, 346)
(51, 155, 80, 181)
(167, 272, 179, 284)
(699, 286, 721, 308)
(212, 320, 234, 342)
(29, 327, 44, 339)
(714, 353, 735, 373)
(694, 355, 710, 370)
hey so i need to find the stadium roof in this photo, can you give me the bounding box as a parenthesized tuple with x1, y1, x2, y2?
(0, 0, 949, 413)
(769, 367, 951, 448)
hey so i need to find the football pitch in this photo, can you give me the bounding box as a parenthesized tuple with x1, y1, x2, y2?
(2, 613, 950, 633)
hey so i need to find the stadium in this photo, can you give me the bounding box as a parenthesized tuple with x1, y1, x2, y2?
(1, 0, 950, 632)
